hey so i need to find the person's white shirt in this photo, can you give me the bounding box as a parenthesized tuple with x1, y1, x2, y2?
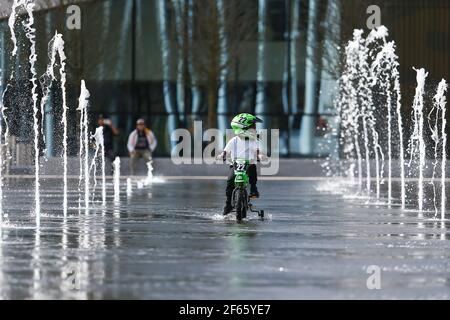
(127, 128, 158, 154)
(223, 136, 259, 163)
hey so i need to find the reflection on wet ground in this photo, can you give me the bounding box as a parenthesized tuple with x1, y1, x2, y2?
(0, 178, 450, 299)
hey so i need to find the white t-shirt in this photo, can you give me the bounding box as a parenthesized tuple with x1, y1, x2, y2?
(224, 136, 259, 163)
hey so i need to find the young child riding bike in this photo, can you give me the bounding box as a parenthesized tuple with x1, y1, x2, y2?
(217, 113, 264, 215)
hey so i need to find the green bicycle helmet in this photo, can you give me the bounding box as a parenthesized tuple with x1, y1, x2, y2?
(231, 113, 263, 136)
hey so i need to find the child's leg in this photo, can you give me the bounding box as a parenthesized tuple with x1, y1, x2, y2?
(225, 167, 235, 203)
(223, 166, 235, 214)
(247, 164, 259, 197)
(247, 164, 257, 186)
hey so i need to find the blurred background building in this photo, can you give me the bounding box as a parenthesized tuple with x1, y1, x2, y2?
(0, 0, 449, 158)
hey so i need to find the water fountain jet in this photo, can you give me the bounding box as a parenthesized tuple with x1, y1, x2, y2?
(77, 80, 90, 211)
(408, 68, 428, 212)
(113, 157, 121, 202)
(433, 80, 448, 218)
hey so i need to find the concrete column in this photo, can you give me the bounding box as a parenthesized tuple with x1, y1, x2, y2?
(45, 12, 55, 158)
(217, 0, 229, 133)
(299, 0, 319, 155)
(317, 0, 341, 158)
(255, 0, 267, 130)
(289, 0, 300, 154)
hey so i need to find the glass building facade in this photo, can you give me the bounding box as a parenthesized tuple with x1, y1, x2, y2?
(0, 0, 449, 157)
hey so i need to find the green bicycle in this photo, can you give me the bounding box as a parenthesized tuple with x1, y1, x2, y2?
(231, 159, 264, 221)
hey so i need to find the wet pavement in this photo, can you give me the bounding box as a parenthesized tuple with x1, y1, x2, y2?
(0, 178, 450, 299)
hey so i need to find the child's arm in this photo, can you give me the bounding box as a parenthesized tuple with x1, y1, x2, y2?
(216, 137, 235, 161)
(256, 149, 269, 162)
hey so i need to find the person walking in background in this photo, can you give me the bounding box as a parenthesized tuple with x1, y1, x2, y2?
(97, 114, 119, 162)
(127, 119, 158, 175)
